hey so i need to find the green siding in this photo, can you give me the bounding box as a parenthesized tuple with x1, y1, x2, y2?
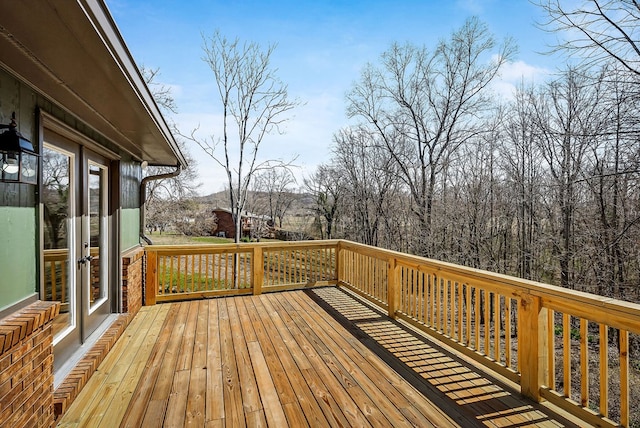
(0, 69, 39, 310)
(0, 207, 36, 310)
(0, 67, 147, 312)
(121, 208, 140, 251)
(120, 159, 141, 209)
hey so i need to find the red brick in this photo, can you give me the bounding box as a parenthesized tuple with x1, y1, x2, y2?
(0, 328, 16, 352)
(12, 380, 34, 412)
(16, 310, 41, 328)
(31, 346, 50, 369)
(0, 382, 21, 414)
(0, 377, 10, 398)
(3, 320, 28, 343)
(0, 403, 11, 421)
(21, 381, 43, 414)
(0, 362, 16, 384)
(22, 361, 44, 388)
(2, 381, 23, 414)
(52, 311, 132, 421)
(9, 406, 33, 428)
(16, 316, 35, 337)
(0, 301, 58, 428)
(10, 340, 32, 364)
(0, 352, 10, 372)
(13, 360, 33, 384)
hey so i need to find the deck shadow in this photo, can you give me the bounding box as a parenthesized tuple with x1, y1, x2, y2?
(306, 287, 581, 428)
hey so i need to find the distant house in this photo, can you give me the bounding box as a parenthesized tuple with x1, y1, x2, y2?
(212, 208, 273, 239)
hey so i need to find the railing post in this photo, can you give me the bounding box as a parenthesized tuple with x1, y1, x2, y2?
(253, 246, 263, 295)
(145, 249, 157, 306)
(335, 241, 342, 285)
(387, 257, 399, 319)
(518, 293, 548, 401)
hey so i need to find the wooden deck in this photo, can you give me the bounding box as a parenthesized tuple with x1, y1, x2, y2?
(57, 287, 582, 427)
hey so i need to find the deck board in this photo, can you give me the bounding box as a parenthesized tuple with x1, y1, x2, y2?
(57, 304, 170, 428)
(57, 287, 582, 427)
(204, 300, 224, 424)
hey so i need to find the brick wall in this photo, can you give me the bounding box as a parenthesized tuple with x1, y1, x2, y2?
(0, 301, 60, 428)
(213, 210, 236, 239)
(122, 246, 144, 314)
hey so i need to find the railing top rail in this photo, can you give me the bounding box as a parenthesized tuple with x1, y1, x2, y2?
(145, 239, 341, 253)
(43, 248, 69, 257)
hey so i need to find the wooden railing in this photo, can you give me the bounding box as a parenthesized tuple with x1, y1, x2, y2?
(144, 239, 640, 427)
(43, 249, 69, 305)
(144, 241, 338, 304)
(338, 240, 640, 428)
(43, 248, 100, 308)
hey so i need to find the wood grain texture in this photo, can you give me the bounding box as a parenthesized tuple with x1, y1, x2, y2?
(58, 288, 583, 428)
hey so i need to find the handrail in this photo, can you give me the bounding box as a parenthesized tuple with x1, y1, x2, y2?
(336, 239, 640, 428)
(144, 240, 339, 304)
(143, 239, 640, 427)
(339, 240, 640, 331)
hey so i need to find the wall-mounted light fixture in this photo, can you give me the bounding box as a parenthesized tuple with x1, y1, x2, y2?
(0, 112, 38, 185)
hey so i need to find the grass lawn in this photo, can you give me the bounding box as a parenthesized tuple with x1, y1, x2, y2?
(146, 232, 282, 245)
(147, 232, 234, 245)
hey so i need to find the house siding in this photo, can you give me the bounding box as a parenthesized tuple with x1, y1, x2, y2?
(0, 69, 39, 311)
(0, 207, 37, 311)
(121, 208, 141, 251)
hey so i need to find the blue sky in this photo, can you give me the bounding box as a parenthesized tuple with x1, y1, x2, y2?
(107, 0, 560, 195)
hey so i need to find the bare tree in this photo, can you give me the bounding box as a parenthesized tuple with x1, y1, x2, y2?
(346, 17, 515, 256)
(446, 117, 506, 271)
(501, 83, 546, 280)
(580, 67, 640, 298)
(332, 126, 400, 247)
(249, 168, 297, 228)
(140, 67, 200, 208)
(531, 66, 608, 287)
(42, 148, 70, 249)
(183, 31, 300, 243)
(304, 165, 343, 240)
(537, 0, 640, 76)
(140, 66, 178, 114)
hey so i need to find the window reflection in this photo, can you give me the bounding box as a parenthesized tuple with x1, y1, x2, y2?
(42, 146, 73, 338)
(89, 164, 105, 307)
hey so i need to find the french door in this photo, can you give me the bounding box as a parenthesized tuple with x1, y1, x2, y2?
(82, 152, 111, 335)
(42, 134, 112, 369)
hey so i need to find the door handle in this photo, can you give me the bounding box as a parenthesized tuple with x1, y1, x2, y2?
(77, 255, 94, 266)
(78, 242, 94, 267)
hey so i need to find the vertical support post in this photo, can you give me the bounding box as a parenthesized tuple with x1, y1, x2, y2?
(145, 249, 157, 305)
(518, 293, 548, 401)
(620, 329, 629, 427)
(253, 246, 263, 295)
(387, 257, 399, 319)
(335, 241, 342, 285)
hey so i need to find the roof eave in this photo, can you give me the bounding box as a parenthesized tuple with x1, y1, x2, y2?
(0, 0, 186, 167)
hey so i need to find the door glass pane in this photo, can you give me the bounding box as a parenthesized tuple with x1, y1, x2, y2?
(42, 146, 74, 338)
(88, 163, 107, 309)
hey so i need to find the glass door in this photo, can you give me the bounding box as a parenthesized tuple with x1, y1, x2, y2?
(42, 144, 78, 348)
(41, 136, 113, 370)
(81, 153, 110, 338)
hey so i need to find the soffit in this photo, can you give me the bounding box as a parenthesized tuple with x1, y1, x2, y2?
(0, 0, 185, 166)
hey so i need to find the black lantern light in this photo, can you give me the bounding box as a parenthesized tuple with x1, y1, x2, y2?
(0, 112, 38, 185)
